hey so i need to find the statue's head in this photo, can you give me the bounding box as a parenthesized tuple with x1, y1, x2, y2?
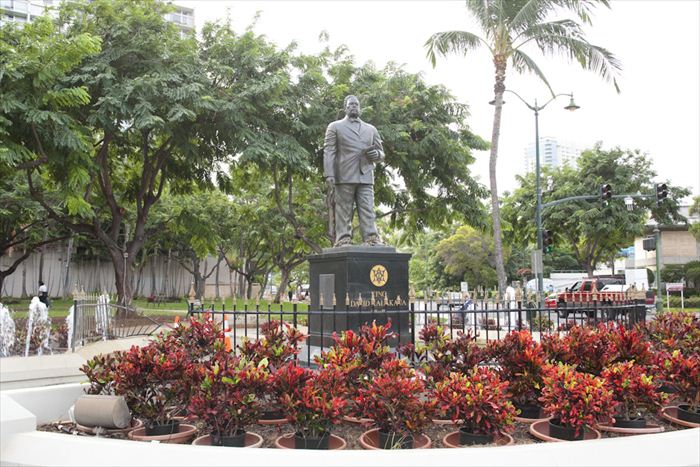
(344, 95, 360, 119)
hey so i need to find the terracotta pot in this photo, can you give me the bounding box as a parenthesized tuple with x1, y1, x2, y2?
(192, 432, 263, 448)
(75, 418, 143, 435)
(343, 415, 374, 425)
(128, 424, 197, 444)
(660, 406, 700, 428)
(274, 433, 346, 450)
(529, 420, 600, 442)
(442, 431, 514, 448)
(258, 410, 288, 426)
(359, 428, 431, 450)
(596, 420, 664, 435)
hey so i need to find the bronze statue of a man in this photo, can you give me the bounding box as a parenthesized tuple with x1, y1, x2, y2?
(324, 95, 384, 247)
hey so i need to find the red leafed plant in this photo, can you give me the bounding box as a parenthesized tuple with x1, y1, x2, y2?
(187, 353, 269, 440)
(659, 349, 700, 413)
(539, 363, 617, 437)
(275, 363, 347, 439)
(540, 333, 569, 364)
(642, 312, 700, 356)
(601, 361, 667, 422)
(561, 324, 615, 375)
(112, 343, 188, 429)
(354, 359, 434, 437)
(80, 350, 125, 395)
(606, 323, 655, 367)
(487, 330, 547, 407)
(400, 325, 483, 388)
(238, 320, 306, 369)
(155, 312, 225, 362)
(432, 367, 516, 436)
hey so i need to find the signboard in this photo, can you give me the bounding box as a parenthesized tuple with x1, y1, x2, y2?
(531, 250, 543, 278)
(460, 282, 469, 293)
(666, 282, 685, 310)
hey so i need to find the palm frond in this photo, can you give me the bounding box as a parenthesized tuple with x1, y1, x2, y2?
(533, 33, 622, 92)
(510, 0, 556, 31)
(510, 49, 554, 96)
(551, 0, 611, 26)
(515, 19, 586, 48)
(425, 30, 487, 67)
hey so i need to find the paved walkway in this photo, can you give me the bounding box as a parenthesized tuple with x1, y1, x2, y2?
(0, 336, 153, 391)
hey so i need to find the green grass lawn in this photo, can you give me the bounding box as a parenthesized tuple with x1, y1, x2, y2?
(3, 296, 308, 319)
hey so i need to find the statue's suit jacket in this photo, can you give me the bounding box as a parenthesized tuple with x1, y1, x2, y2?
(323, 116, 385, 184)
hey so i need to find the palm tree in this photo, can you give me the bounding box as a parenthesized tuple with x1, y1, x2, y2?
(426, 0, 621, 296)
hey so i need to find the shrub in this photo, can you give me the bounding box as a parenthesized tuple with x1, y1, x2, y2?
(601, 361, 667, 422)
(660, 350, 700, 412)
(276, 363, 347, 439)
(355, 359, 433, 437)
(642, 312, 700, 355)
(539, 363, 617, 437)
(606, 324, 655, 367)
(112, 344, 188, 429)
(187, 353, 269, 441)
(238, 320, 306, 369)
(80, 351, 125, 395)
(561, 324, 615, 375)
(432, 367, 516, 436)
(487, 330, 546, 407)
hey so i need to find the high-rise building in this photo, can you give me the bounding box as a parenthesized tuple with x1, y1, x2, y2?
(1, 0, 194, 32)
(523, 137, 582, 174)
(0, 0, 54, 24)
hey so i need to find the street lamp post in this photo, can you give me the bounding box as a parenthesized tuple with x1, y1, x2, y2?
(502, 90, 580, 305)
(654, 225, 662, 312)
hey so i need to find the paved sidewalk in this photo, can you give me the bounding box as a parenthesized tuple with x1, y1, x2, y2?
(1, 336, 153, 391)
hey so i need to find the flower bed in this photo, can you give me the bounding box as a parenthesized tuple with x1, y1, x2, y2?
(19, 312, 699, 452)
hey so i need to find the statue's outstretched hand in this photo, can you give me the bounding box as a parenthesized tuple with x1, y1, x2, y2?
(326, 177, 336, 190)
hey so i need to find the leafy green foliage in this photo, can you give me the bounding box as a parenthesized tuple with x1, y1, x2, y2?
(502, 145, 690, 274)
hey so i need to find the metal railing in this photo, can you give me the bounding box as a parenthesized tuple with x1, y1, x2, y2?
(71, 301, 163, 351)
(187, 298, 648, 365)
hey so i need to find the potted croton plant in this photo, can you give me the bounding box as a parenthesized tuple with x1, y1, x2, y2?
(433, 367, 516, 447)
(239, 320, 305, 423)
(600, 361, 667, 430)
(188, 352, 269, 447)
(660, 349, 700, 425)
(274, 362, 347, 449)
(355, 359, 434, 449)
(112, 344, 196, 442)
(537, 363, 617, 441)
(488, 330, 547, 420)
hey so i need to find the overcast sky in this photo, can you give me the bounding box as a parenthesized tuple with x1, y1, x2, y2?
(179, 0, 700, 203)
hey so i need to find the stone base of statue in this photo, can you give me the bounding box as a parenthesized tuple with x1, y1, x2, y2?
(307, 245, 411, 347)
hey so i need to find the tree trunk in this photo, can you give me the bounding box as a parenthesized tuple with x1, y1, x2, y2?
(214, 257, 220, 300)
(109, 246, 135, 308)
(489, 57, 508, 297)
(163, 248, 171, 297)
(62, 237, 73, 298)
(229, 268, 235, 301)
(21, 252, 28, 298)
(275, 268, 291, 304)
(95, 256, 101, 292)
(150, 247, 157, 297)
(38, 232, 47, 283)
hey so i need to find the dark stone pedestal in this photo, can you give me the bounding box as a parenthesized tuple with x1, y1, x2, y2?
(308, 245, 411, 347)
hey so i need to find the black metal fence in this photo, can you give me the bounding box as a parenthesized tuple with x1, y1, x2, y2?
(187, 298, 648, 364)
(71, 300, 163, 351)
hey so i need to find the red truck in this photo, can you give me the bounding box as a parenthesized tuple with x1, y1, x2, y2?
(544, 277, 655, 318)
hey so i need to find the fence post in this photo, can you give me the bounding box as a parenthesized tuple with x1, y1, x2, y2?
(71, 299, 78, 353)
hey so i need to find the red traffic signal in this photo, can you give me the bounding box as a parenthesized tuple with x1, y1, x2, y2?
(655, 183, 668, 206)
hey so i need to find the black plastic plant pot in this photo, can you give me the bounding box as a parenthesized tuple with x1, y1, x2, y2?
(294, 431, 330, 449)
(144, 420, 180, 436)
(548, 419, 584, 441)
(212, 429, 246, 447)
(515, 403, 541, 419)
(260, 409, 285, 420)
(677, 405, 700, 424)
(458, 427, 494, 446)
(378, 429, 413, 449)
(613, 417, 646, 429)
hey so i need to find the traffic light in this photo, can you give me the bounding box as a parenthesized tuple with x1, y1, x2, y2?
(656, 183, 668, 206)
(543, 229, 554, 254)
(600, 184, 612, 203)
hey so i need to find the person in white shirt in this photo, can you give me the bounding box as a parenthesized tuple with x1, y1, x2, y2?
(38, 281, 49, 307)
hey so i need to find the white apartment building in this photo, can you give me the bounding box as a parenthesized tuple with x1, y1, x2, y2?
(524, 137, 582, 174)
(1, 0, 194, 33)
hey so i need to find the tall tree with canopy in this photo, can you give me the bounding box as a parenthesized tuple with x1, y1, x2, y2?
(426, 0, 622, 295)
(501, 145, 690, 276)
